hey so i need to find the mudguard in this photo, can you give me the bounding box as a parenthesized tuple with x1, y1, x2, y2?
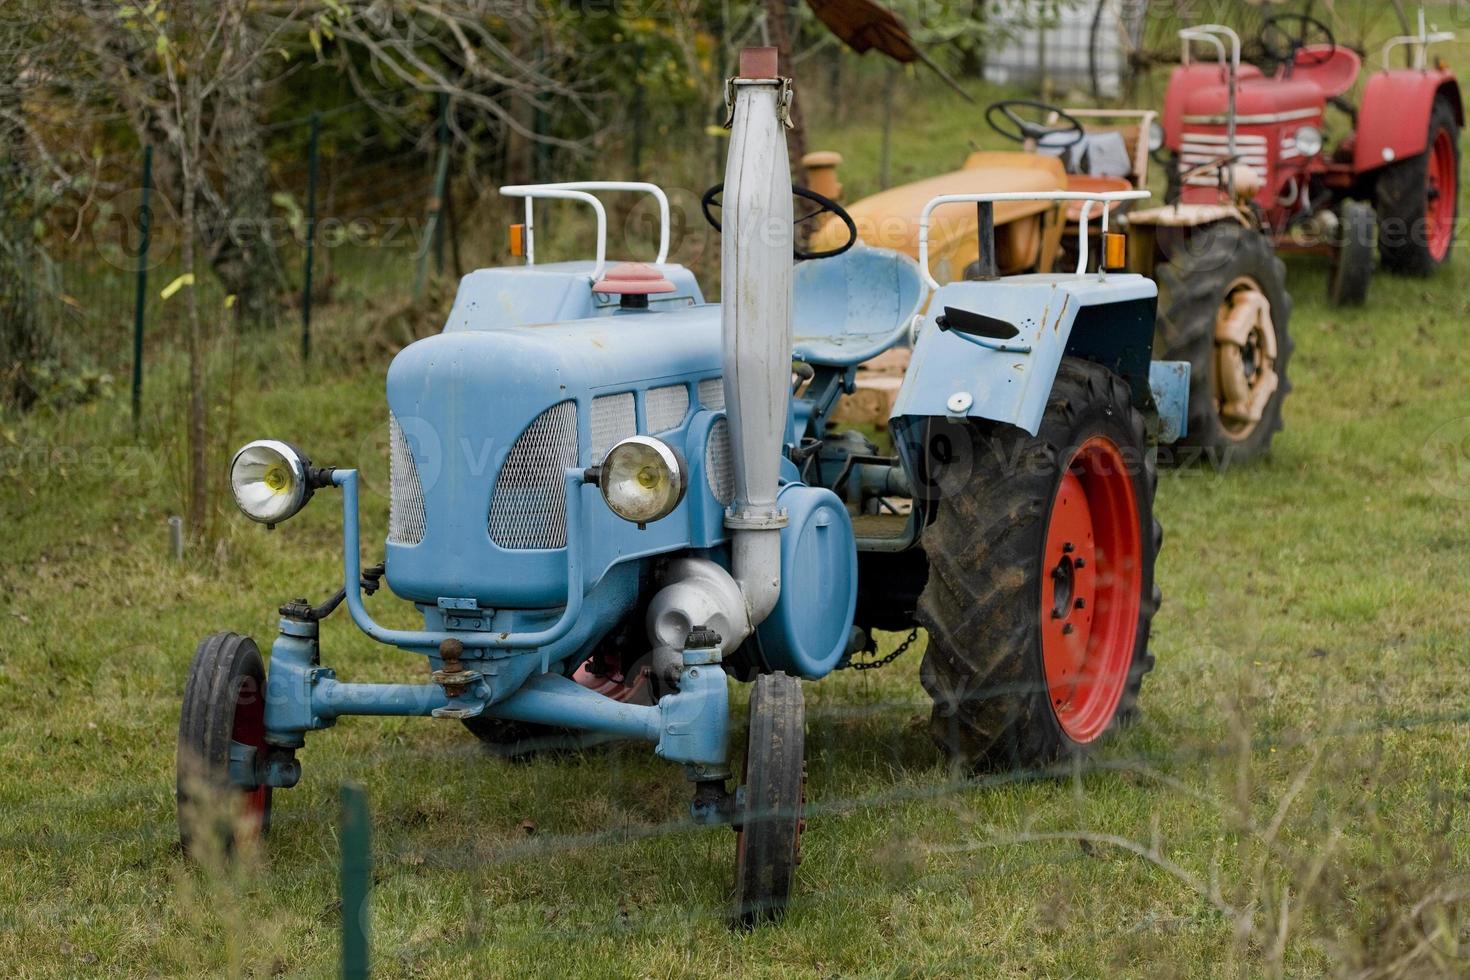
(1355, 70, 1462, 174)
(891, 273, 1166, 436)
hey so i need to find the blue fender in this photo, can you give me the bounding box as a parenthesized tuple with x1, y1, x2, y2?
(891, 272, 1161, 435)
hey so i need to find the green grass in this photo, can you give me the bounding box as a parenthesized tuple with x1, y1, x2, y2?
(7, 42, 1470, 978)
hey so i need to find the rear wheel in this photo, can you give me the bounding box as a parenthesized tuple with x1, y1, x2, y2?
(1154, 222, 1293, 466)
(733, 671, 805, 925)
(177, 632, 272, 853)
(1376, 95, 1460, 275)
(917, 358, 1159, 771)
(1328, 200, 1375, 307)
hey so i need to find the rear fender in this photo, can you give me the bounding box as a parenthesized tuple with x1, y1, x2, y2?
(1355, 70, 1462, 173)
(891, 273, 1159, 437)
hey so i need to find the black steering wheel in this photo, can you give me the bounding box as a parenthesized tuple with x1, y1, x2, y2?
(700, 183, 858, 261)
(984, 99, 1086, 148)
(1260, 13, 1338, 70)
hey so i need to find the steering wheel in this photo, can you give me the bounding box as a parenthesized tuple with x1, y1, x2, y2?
(984, 99, 1086, 148)
(1260, 13, 1337, 69)
(700, 183, 858, 261)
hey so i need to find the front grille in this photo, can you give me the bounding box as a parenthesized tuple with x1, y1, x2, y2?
(697, 377, 725, 411)
(488, 401, 579, 550)
(388, 414, 426, 545)
(1180, 131, 1267, 186)
(646, 384, 690, 432)
(590, 392, 636, 462)
(706, 417, 735, 505)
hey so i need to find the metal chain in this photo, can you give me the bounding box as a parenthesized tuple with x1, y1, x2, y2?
(846, 628, 921, 671)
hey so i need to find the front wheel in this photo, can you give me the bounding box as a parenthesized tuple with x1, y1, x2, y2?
(733, 671, 805, 925)
(1154, 222, 1293, 466)
(917, 358, 1160, 771)
(177, 632, 272, 853)
(1328, 200, 1375, 307)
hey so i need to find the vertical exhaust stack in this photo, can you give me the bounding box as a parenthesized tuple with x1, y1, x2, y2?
(722, 47, 792, 629)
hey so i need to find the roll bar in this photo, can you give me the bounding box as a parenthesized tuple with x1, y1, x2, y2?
(916, 189, 1151, 291)
(1382, 9, 1454, 70)
(1179, 25, 1240, 199)
(498, 181, 673, 282)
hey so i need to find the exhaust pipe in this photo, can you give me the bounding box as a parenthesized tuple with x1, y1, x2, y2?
(721, 46, 792, 629)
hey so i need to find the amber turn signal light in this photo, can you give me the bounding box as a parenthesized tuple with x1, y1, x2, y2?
(1102, 231, 1127, 271)
(509, 223, 525, 257)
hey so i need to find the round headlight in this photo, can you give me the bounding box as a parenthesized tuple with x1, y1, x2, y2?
(1147, 119, 1166, 153)
(230, 439, 312, 525)
(598, 436, 686, 527)
(1294, 125, 1324, 158)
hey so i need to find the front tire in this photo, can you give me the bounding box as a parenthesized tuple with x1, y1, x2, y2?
(177, 632, 272, 853)
(917, 358, 1160, 771)
(1328, 200, 1375, 307)
(1376, 94, 1460, 276)
(1154, 222, 1293, 465)
(733, 672, 805, 926)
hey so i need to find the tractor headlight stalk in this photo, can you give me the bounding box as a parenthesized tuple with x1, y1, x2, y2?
(1294, 125, 1324, 158)
(598, 436, 686, 528)
(230, 439, 323, 527)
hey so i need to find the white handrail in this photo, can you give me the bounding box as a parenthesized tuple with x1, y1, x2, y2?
(916, 190, 1151, 291)
(1180, 25, 1240, 196)
(498, 181, 672, 282)
(1382, 9, 1453, 70)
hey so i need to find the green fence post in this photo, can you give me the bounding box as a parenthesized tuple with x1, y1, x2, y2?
(415, 93, 450, 301)
(130, 145, 152, 434)
(302, 112, 320, 362)
(340, 782, 370, 979)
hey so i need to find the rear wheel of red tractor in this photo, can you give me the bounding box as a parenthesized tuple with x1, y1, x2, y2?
(917, 358, 1160, 771)
(1153, 221, 1293, 466)
(1376, 94, 1460, 276)
(177, 632, 272, 854)
(733, 671, 805, 926)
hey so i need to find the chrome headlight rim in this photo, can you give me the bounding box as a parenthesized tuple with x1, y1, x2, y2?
(1147, 119, 1166, 154)
(1294, 125, 1324, 158)
(230, 438, 313, 526)
(598, 435, 687, 527)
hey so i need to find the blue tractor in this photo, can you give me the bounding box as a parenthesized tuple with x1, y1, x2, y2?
(178, 48, 1189, 922)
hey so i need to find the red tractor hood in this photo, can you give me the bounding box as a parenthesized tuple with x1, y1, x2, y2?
(1182, 76, 1323, 125)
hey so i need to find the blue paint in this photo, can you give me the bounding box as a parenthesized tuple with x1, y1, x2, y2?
(1149, 360, 1192, 443)
(792, 246, 926, 366)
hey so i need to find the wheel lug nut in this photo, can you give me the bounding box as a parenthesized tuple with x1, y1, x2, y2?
(1074, 598, 1085, 609)
(1063, 542, 1074, 554)
(1062, 623, 1074, 635)
(1074, 558, 1086, 569)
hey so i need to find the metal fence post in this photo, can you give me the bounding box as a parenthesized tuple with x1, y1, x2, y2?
(302, 112, 320, 362)
(415, 93, 450, 301)
(130, 145, 152, 433)
(340, 782, 370, 979)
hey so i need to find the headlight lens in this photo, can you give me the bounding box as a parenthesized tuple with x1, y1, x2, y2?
(230, 439, 312, 525)
(1147, 119, 1166, 153)
(1294, 125, 1324, 158)
(599, 436, 686, 526)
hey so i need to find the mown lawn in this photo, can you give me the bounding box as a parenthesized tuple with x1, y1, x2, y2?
(6, 33, 1470, 979)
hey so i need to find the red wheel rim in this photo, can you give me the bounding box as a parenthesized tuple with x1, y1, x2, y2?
(573, 656, 652, 704)
(1426, 127, 1456, 262)
(230, 677, 271, 829)
(1039, 436, 1142, 743)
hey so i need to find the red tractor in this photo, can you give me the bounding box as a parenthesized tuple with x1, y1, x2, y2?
(1160, 14, 1461, 305)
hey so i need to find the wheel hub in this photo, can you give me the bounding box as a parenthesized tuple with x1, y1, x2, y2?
(1039, 437, 1142, 743)
(1213, 276, 1278, 440)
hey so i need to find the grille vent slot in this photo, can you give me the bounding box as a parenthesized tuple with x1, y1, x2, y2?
(697, 377, 725, 411)
(488, 400, 579, 550)
(705, 416, 735, 505)
(646, 384, 690, 432)
(388, 414, 426, 546)
(590, 392, 637, 462)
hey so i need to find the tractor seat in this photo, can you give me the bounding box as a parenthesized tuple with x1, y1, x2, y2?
(1281, 45, 1361, 99)
(792, 245, 927, 367)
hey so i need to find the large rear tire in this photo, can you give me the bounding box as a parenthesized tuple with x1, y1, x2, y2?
(1376, 94, 1460, 276)
(917, 358, 1160, 771)
(1154, 222, 1293, 466)
(177, 632, 272, 853)
(733, 671, 805, 926)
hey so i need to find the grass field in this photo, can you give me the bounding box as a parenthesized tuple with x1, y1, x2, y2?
(7, 30, 1470, 978)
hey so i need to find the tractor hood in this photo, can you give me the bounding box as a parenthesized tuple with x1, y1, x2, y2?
(1182, 76, 1323, 125)
(381, 306, 726, 610)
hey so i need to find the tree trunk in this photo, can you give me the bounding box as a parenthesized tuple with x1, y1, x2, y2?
(0, 50, 49, 410)
(184, 75, 208, 538)
(206, 20, 284, 331)
(763, 0, 807, 187)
